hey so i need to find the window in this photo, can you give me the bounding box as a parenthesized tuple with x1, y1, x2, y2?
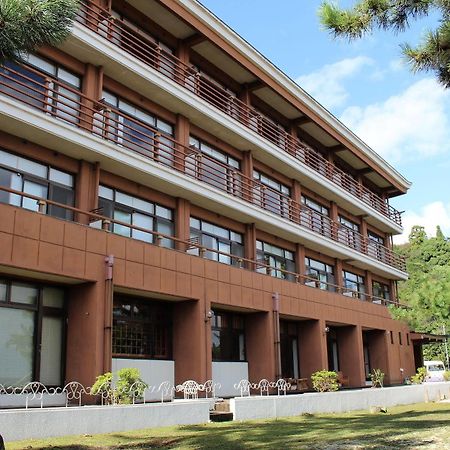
(189, 217, 244, 266)
(301, 196, 331, 237)
(390, 331, 394, 344)
(372, 281, 391, 305)
(304, 257, 335, 291)
(187, 137, 241, 194)
(280, 321, 299, 379)
(0, 54, 81, 125)
(253, 170, 291, 218)
(113, 297, 172, 359)
(398, 332, 402, 345)
(211, 310, 245, 362)
(0, 280, 65, 387)
(407, 334, 410, 346)
(256, 240, 295, 280)
(368, 231, 386, 261)
(97, 185, 174, 248)
(342, 270, 365, 299)
(99, 91, 174, 163)
(338, 215, 362, 251)
(0, 149, 75, 220)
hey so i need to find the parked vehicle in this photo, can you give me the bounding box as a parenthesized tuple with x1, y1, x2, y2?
(424, 361, 446, 382)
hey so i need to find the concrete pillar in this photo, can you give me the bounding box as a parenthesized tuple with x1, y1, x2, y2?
(175, 198, 190, 251)
(336, 324, 365, 387)
(298, 319, 328, 384)
(173, 300, 207, 384)
(242, 151, 253, 201)
(244, 223, 257, 270)
(295, 244, 305, 282)
(291, 180, 302, 224)
(246, 311, 275, 382)
(365, 271, 373, 301)
(174, 114, 189, 172)
(335, 259, 343, 293)
(75, 160, 99, 224)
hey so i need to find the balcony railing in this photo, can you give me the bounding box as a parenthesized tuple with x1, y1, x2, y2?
(0, 63, 406, 272)
(0, 185, 407, 308)
(74, 0, 402, 227)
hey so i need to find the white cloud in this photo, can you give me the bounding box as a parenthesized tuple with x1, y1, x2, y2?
(296, 56, 374, 109)
(340, 78, 450, 164)
(394, 201, 450, 244)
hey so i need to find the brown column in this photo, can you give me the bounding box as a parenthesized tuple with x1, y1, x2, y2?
(241, 151, 253, 201)
(295, 244, 305, 282)
(81, 64, 102, 132)
(298, 319, 328, 385)
(337, 324, 365, 387)
(292, 180, 301, 224)
(75, 160, 99, 224)
(360, 217, 368, 254)
(244, 223, 257, 269)
(335, 258, 343, 293)
(365, 271, 373, 301)
(175, 114, 189, 171)
(173, 300, 206, 384)
(330, 201, 339, 240)
(246, 311, 275, 382)
(175, 198, 190, 250)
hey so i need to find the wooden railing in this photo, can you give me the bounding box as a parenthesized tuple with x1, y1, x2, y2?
(0, 63, 406, 272)
(74, 0, 403, 227)
(0, 185, 406, 308)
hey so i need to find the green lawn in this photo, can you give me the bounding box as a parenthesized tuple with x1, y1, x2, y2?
(7, 402, 450, 450)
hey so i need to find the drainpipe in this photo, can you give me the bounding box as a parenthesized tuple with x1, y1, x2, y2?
(104, 255, 114, 373)
(273, 292, 281, 380)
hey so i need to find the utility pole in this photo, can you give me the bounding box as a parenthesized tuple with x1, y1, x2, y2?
(443, 324, 449, 370)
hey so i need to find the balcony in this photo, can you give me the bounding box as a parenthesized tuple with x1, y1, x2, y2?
(0, 187, 407, 309)
(0, 62, 406, 273)
(73, 0, 403, 228)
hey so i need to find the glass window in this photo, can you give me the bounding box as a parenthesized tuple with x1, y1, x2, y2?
(253, 170, 290, 218)
(211, 310, 245, 362)
(300, 195, 332, 237)
(189, 217, 244, 266)
(338, 215, 362, 251)
(113, 297, 172, 359)
(256, 240, 295, 281)
(304, 257, 335, 291)
(0, 279, 65, 387)
(342, 270, 365, 299)
(98, 185, 174, 248)
(372, 281, 391, 305)
(0, 149, 75, 220)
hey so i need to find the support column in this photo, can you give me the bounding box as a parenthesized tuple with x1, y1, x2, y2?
(175, 114, 189, 172)
(242, 151, 253, 201)
(292, 180, 301, 224)
(337, 324, 366, 387)
(365, 271, 373, 301)
(298, 319, 328, 385)
(295, 244, 305, 282)
(244, 223, 257, 270)
(246, 310, 275, 382)
(360, 217, 368, 254)
(330, 201, 339, 241)
(75, 160, 99, 224)
(175, 198, 190, 251)
(335, 259, 343, 293)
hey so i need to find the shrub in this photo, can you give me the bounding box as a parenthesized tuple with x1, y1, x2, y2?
(91, 368, 147, 404)
(370, 368, 385, 388)
(411, 367, 427, 384)
(444, 371, 450, 382)
(311, 370, 339, 392)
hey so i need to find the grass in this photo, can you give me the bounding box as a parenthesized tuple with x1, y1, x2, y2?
(6, 402, 450, 450)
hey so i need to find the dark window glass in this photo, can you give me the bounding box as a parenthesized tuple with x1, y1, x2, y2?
(300, 196, 331, 237)
(253, 170, 290, 218)
(211, 310, 245, 362)
(338, 216, 362, 251)
(342, 270, 365, 299)
(113, 298, 172, 359)
(390, 331, 394, 344)
(372, 281, 391, 305)
(256, 240, 295, 281)
(304, 257, 335, 291)
(280, 320, 300, 379)
(0, 149, 74, 219)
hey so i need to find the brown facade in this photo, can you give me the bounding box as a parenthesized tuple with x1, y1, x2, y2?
(0, 0, 415, 392)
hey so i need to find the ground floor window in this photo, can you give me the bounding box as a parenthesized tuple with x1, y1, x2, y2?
(0, 280, 65, 387)
(211, 310, 246, 362)
(112, 297, 172, 359)
(280, 320, 300, 379)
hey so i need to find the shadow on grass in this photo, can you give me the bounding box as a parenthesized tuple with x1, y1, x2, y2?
(22, 406, 450, 450)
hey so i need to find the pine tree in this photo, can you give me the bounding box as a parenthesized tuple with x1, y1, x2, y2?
(0, 0, 80, 65)
(319, 0, 450, 88)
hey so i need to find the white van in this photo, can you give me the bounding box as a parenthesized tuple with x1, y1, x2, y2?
(424, 360, 446, 382)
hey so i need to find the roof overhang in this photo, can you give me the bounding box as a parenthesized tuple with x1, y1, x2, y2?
(410, 332, 449, 344)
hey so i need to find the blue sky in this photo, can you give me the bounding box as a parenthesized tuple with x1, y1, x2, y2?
(200, 0, 450, 243)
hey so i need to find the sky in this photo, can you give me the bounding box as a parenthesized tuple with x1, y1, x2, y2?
(199, 0, 450, 243)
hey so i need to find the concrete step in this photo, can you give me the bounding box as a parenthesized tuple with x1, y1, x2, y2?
(214, 399, 230, 413)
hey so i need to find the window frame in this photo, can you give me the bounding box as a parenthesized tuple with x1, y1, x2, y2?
(256, 240, 295, 281)
(342, 270, 366, 299)
(211, 310, 246, 362)
(304, 256, 335, 291)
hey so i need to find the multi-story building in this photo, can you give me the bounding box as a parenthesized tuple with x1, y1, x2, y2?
(0, 0, 415, 396)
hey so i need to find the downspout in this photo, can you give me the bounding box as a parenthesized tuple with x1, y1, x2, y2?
(104, 255, 114, 373)
(273, 292, 281, 380)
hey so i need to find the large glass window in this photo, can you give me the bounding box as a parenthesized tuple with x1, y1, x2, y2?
(97, 185, 174, 248)
(304, 257, 335, 291)
(280, 321, 299, 379)
(189, 217, 244, 266)
(211, 310, 245, 362)
(368, 231, 386, 260)
(113, 297, 172, 359)
(0, 280, 65, 387)
(253, 170, 291, 218)
(99, 91, 174, 164)
(187, 137, 241, 194)
(0, 54, 81, 124)
(372, 281, 391, 305)
(342, 270, 366, 299)
(301, 195, 331, 237)
(256, 240, 295, 280)
(0, 149, 75, 220)
(338, 215, 362, 251)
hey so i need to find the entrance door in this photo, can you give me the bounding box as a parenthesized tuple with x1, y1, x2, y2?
(280, 321, 300, 379)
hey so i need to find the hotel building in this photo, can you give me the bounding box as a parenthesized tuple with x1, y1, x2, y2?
(0, 0, 415, 396)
